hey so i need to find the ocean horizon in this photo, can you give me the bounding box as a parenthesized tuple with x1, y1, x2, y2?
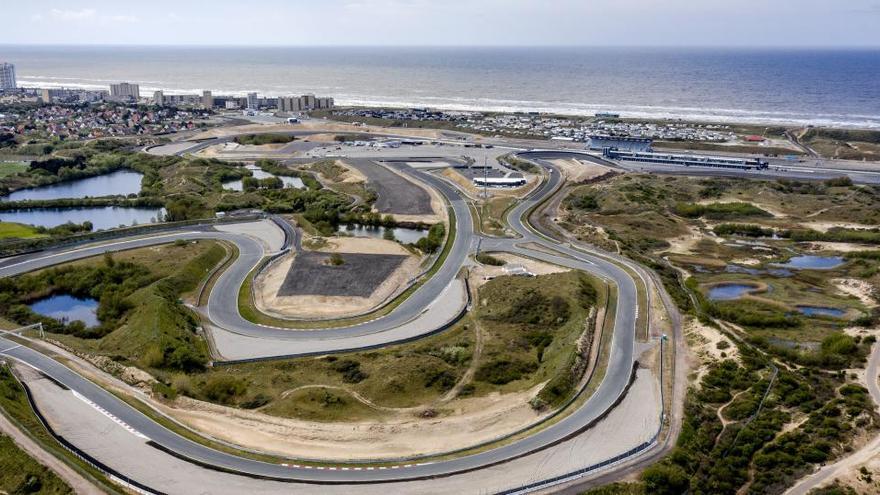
(3, 45, 880, 128)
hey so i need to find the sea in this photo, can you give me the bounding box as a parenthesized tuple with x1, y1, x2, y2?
(3, 45, 880, 128)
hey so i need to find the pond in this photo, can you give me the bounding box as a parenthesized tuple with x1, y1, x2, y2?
(707, 283, 760, 301)
(796, 306, 846, 318)
(773, 255, 844, 270)
(1, 169, 144, 201)
(0, 206, 165, 231)
(29, 294, 99, 327)
(336, 224, 428, 244)
(222, 164, 305, 191)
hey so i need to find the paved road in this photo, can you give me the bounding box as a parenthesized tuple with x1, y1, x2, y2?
(0, 151, 651, 487)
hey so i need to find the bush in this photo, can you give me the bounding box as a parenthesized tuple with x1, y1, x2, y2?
(475, 253, 505, 266)
(331, 359, 368, 383)
(641, 464, 689, 495)
(713, 223, 775, 238)
(566, 192, 599, 211)
(201, 375, 247, 405)
(674, 202, 771, 220)
(415, 223, 446, 253)
(233, 133, 296, 145)
(475, 359, 537, 385)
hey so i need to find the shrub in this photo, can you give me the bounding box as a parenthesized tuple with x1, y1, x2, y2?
(201, 375, 247, 405)
(331, 359, 368, 383)
(566, 192, 599, 211)
(674, 202, 771, 220)
(475, 359, 537, 385)
(475, 253, 505, 266)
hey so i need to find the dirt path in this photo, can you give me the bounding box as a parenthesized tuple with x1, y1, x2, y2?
(0, 407, 104, 495)
(441, 320, 484, 403)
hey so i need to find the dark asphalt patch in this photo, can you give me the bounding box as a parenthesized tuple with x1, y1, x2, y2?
(277, 251, 408, 297)
(347, 161, 434, 215)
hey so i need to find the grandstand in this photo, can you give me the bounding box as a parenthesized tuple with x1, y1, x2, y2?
(587, 135, 653, 152)
(602, 148, 768, 171)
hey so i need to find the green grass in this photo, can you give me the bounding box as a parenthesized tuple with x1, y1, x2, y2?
(45, 241, 227, 370)
(0, 161, 28, 178)
(261, 387, 381, 422)
(0, 221, 45, 240)
(0, 433, 73, 494)
(478, 196, 516, 237)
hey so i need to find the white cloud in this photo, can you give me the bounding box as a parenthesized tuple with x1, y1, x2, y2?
(49, 8, 97, 21)
(39, 8, 138, 25)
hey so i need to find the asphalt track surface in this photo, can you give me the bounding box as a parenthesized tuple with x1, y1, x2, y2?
(6, 145, 879, 489)
(0, 151, 656, 488)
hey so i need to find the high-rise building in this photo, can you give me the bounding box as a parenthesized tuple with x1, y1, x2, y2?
(277, 94, 335, 112)
(110, 82, 140, 100)
(202, 90, 214, 108)
(278, 96, 304, 112)
(0, 63, 16, 91)
(153, 90, 165, 106)
(316, 97, 335, 110)
(301, 94, 316, 110)
(247, 92, 258, 110)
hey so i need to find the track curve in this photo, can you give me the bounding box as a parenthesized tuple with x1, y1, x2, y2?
(0, 155, 651, 485)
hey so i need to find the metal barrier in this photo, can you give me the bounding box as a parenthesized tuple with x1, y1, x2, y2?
(8, 364, 167, 495)
(0, 214, 265, 258)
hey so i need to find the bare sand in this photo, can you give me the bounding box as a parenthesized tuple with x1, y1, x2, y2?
(548, 158, 611, 183)
(684, 317, 740, 385)
(160, 383, 550, 460)
(800, 221, 879, 233)
(832, 278, 878, 308)
(191, 120, 448, 141)
(469, 252, 570, 289)
(806, 242, 880, 253)
(663, 224, 704, 255)
(254, 237, 420, 319)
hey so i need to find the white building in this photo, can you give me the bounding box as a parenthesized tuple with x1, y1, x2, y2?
(277, 94, 334, 112)
(110, 82, 140, 100)
(0, 63, 16, 91)
(247, 92, 258, 110)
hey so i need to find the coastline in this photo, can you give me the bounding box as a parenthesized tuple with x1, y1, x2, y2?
(15, 79, 880, 130)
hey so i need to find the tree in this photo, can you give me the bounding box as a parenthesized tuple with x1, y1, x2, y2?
(641, 464, 689, 495)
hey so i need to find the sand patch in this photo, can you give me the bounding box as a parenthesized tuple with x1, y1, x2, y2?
(469, 252, 570, 289)
(664, 224, 703, 255)
(685, 317, 740, 384)
(805, 242, 880, 253)
(159, 383, 550, 460)
(800, 221, 879, 233)
(549, 158, 611, 183)
(832, 278, 878, 308)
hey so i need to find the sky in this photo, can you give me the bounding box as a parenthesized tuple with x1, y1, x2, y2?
(2, 0, 880, 47)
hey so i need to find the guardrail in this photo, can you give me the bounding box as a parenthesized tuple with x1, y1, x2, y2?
(0, 214, 265, 258)
(8, 364, 166, 495)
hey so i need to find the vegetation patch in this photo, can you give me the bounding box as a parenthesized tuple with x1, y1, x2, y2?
(0, 432, 73, 494)
(233, 133, 296, 146)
